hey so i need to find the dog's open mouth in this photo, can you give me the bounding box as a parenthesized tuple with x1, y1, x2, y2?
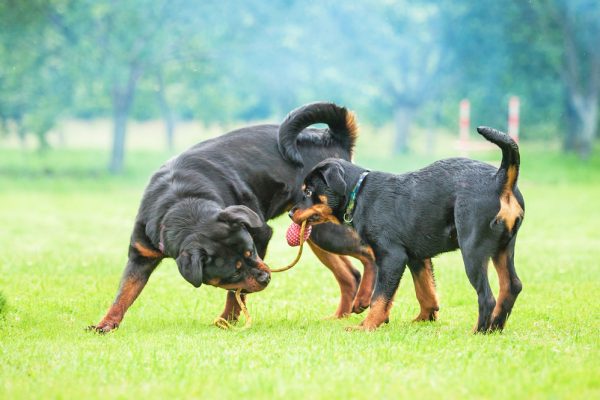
(291, 207, 331, 226)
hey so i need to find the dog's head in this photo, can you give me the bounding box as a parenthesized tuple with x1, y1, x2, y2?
(289, 158, 349, 225)
(162, 200, 271, 292)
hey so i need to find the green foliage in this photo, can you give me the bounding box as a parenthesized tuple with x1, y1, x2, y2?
(0, 0, 598, 156)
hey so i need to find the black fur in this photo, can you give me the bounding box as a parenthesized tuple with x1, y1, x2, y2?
(292, 126, 525, 332)
(91, 102, 358, 332)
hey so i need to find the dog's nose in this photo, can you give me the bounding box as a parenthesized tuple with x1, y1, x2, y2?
(257, 270, 271, 285)
(288, 207, 297, 219)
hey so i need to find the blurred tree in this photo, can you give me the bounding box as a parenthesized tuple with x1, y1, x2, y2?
(541, 0, 600, 157)
(46, 0, 213, 172)
(0, 0, 73, 150)
(439, 0, 599, 157)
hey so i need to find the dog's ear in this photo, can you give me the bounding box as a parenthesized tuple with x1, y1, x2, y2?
(218, 205, 263, 228)
(321, 162, 347, 195)
(176, 249, 203, 288)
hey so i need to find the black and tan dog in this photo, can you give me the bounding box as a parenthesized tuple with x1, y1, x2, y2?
(90, 102, 373, 333)
(290, 126, 524, 332)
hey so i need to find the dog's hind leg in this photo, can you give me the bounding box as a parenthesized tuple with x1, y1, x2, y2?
(91, 243, 162, 333)
(350, 248, 408, 331)
(408, 258, 439, 322)
(460, 247, 496, 333)
(490, 238, 522, 331)
(308, 241, 360, 319)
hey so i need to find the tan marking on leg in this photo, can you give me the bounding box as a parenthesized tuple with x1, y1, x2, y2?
(351, 248, 376, 313)
(219, 291, 246, 323)
(349, 297, 392, 331)
(491, 251, 510, 323)
(94, 276, 146, 332)
(410, 259, 439, 321)
(309, 241, 358, 318)
(134, 241, 163, 259)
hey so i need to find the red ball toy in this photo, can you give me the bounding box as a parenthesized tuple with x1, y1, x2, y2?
(286, 222, 312, 246)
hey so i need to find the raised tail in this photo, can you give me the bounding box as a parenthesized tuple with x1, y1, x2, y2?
(477, 126, 523, 232)
(278, 102, 358, 167)
(477, 126, 520, 191)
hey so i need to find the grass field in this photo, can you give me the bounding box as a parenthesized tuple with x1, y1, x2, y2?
(1, 131, 599, 399)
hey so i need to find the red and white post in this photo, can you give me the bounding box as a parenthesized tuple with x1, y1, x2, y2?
(508, 96, 520, 143)
(459, 99, 470, 155)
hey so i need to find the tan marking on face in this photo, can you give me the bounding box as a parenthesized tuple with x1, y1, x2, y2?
(214, 276, 267, 293)
(254, 257, 271, 273)
(410, 259, 439, 321)
(292, 204, 340, 225)
(496, 165, 523, 231)
(134, 242, 163, 259)
(207, 278, 221, 286)
(301, 184, 306, 191)
(235, 260, 242, 269)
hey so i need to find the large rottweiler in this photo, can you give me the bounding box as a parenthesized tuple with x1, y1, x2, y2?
(90, 102, 372, 333)
(290, 126, 524, 332)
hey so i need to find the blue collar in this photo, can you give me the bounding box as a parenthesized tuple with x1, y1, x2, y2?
(343, 171, 369, 225)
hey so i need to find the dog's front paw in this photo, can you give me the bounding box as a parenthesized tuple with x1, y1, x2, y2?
(351, 298, 369, 314)
(87, 320, 119, 334)
(413, 308, 439, 322)
(322, 312, 351, 320)
(345, 320, 380, 332)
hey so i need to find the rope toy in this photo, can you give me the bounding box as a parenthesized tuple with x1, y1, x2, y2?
(214, 288, 252, 330)
(271, 220, 309, 272)
(214, 220, 310, 330)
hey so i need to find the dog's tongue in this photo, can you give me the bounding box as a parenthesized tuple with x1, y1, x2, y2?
(286, 222, 312, 247)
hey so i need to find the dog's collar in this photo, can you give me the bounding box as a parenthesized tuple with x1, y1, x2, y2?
(343, 171, 369, 225)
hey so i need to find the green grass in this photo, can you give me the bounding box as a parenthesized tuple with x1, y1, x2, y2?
(1, 142, 599, 399)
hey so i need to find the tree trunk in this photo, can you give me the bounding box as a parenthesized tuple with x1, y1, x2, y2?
(156, 71, 175, 152)
(393, 105, 415, 154)
(563, 94, 579, 152)
(109, 105, 128, 174)
(568, 91, 598, 159)
(108, 65, 142, 174)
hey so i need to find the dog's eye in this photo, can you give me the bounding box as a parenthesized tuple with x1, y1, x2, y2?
(244, 250, 252, 258)
(235, 260, 242, 269)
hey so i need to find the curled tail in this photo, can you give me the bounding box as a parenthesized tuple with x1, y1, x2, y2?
(477, 126, 520, 191)
(477, 126, 523, 232)
(278, 102, 358, 167)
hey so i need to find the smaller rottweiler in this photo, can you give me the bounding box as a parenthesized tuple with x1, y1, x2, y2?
(290, 126, 524, 332)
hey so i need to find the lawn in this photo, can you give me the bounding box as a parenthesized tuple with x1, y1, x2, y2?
(1, 138, 599, 399)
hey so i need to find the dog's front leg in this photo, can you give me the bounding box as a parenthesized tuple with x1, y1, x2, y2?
(348, 248, 408, 331)
(90, 245, 162, 333)
(218, 290, 247, 323)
